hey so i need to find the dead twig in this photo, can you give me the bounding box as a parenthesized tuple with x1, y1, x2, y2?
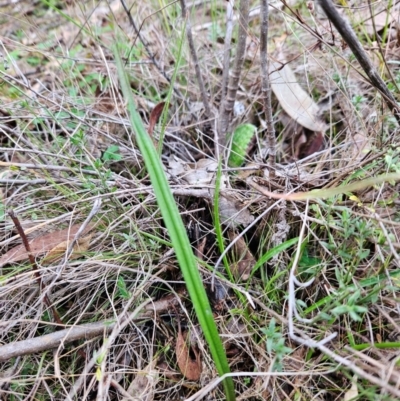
(179, 0, 212, 118)
(0, 293, 182, 363)
(0, 322, 113, 363)
(260, 0, 276, 178)
(218, 0, 250, 157)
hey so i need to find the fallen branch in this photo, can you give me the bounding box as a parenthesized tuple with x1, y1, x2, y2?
(0, 322, 114, 363)
(0, 293, 182, 363)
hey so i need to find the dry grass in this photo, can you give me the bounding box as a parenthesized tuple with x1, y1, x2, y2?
(1, 0, 400, 400)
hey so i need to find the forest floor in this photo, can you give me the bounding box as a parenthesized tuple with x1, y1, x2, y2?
(2, 1, 400, 400)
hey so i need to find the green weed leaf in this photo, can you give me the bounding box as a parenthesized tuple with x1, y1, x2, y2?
(113, 44, 235, 401)
(228, 124, 256, 167)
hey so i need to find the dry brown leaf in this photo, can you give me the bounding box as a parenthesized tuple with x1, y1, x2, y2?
(176, 321, 202, 381)
(184, 159, 218, 186)
(167, 157, 218, 186)
(270, 61, 326, 132)
(42, 234, 92, 265)
(300, 131, 324, 159)
(228, 229, 255, 280)
(148, 102, 166, 137)
(0, 223, 94, 267)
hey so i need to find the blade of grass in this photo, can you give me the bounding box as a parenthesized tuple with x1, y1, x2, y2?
(113, 43, 235, 401)
(247, 237, 299, 284)
(157, 13, 186, 155)
(213, 161, 234, 281)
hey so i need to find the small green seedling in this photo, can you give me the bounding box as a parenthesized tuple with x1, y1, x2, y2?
(102, 145, 122, 162)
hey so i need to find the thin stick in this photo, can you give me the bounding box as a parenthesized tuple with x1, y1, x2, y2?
(220, 1, 234, 101)
(179, 0, 212, 118)
(247, 172, 400, 201)
(260, 0, 276, 178)
(8, 210, 63, 325)
(218, 0, 250, 156)
(367, 0, 399, 93)
(317, 0, 400, 123)
(64, 198, 101, 263)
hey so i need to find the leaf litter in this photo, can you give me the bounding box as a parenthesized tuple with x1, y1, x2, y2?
(2, 1, 400, 400)
(0, 223, 94, 267)
(175, 319, 202, 381)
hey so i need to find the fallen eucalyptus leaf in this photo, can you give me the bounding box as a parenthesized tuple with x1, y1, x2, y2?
(176, 321, 202, 381)
(0, 223, 94, 267)
(270, 61, 326, 132)
(228, 229, 256, 280)
(42, 234, 92, 264)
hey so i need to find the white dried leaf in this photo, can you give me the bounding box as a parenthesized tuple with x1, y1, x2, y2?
(344, 377, 358, 401)
(172, 158, 218, 186)
(270, 61, 326, 132)
(167, 156, 186, 177)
